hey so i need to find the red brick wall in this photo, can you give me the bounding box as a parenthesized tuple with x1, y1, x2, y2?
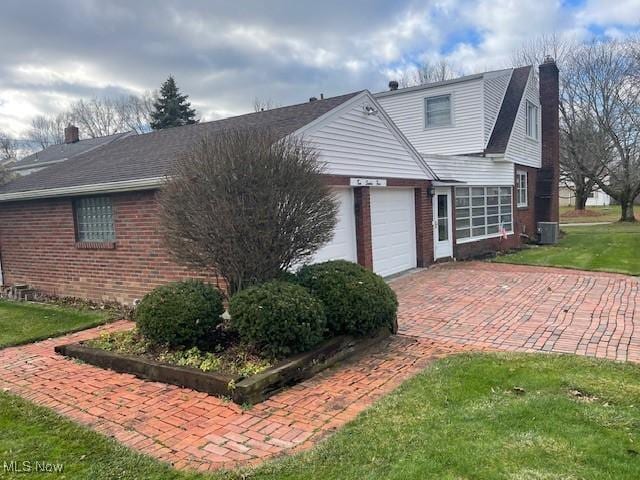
(0, 191, 218, 304)
(0, 177, 435, 304)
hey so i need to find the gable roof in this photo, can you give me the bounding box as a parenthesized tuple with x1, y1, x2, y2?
(12, 131, 132, 171)
(485, 66, 532, 155)
(0, 92, 363, 200)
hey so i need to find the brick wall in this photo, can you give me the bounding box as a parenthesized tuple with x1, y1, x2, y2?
(0, 177, 435, 304)
(0, 191, 217, 304)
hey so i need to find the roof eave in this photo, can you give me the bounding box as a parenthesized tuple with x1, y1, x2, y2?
(0, 177, 165, 203)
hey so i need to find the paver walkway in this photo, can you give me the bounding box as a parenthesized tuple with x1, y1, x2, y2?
(1, 262, 638, 472)
(395, 262, 640, 362)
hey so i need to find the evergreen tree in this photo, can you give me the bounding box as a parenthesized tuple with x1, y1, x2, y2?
(150, 76, 198, 130)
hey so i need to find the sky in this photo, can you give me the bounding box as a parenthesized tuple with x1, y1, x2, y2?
(1, 0, 639, 139)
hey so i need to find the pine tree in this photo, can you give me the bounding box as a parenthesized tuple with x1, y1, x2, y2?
(150, 76, 198, 130)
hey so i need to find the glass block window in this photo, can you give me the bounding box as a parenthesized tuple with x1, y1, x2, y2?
(424, 94, 451, 128)
(74, 196, 116, 242)
(455, 186, 513, 241)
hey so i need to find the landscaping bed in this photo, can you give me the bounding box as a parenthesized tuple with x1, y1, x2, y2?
(55, 327, 390, 404)
(55, 261, 399, 405)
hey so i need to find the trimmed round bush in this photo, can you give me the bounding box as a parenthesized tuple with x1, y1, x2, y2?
(296, 260, 398, 336)
(228, 281, 326, 358)
(135, 280, 224, 348)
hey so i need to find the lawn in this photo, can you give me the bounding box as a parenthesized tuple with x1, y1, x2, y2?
(0, 300, 110, 348)
(2, 353, 640, 479)
(495, 222, 640, 276)
(560, 205, 637, 223)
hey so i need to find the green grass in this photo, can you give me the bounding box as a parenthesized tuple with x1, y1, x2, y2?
(560, 205, 634, 224)
(495, 222, 640, 276)
(0, 300, 110, 348)
(2, 353, 640, 479)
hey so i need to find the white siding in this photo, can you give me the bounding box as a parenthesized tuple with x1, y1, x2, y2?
(305, 99, 428, 179)
(424, 154, 514, 186)
(505, 70, 542, 168)
(483, 70, 512, 144)
(376, 79, 485, 155)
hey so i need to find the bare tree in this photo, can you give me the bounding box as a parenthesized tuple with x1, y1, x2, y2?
(70, 94, 153, 137)
(399, 59, 459, 87)
(28, 113, 69, 149)
(511, 33, 575, 69)
(0, 130, 18, 163)
(0, 131, 16, 185)
(253, 97, 280, 112)
(160, 128, 338, 294)
(570, 39, 640, 221)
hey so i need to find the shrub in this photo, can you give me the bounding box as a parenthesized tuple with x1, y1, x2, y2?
(228, 281, 326, 358)
(296, 260, 398, 336)
(135, 280, 224, 348)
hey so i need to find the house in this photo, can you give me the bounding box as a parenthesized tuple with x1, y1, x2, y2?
(9, 128, 131, 177)
(559, 184, 612, 207)
(0, 59, 559, 304)
(376, 59, 559, 259)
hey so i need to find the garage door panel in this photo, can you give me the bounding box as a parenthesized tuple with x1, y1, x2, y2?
(370, 188, 416, 277)
(311, 188, 357, 264)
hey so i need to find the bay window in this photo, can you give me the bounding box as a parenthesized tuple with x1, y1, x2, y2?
(455, 186, 513, 242)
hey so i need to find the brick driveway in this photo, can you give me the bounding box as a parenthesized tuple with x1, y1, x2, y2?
(394, 262, 640, 362)
(1, 262, 638, 472)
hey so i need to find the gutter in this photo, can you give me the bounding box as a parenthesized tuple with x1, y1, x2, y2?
(0, 177, 166, 202)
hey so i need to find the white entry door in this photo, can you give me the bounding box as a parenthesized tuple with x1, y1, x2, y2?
(370, 188, 417, 277)
(433, 187, 453, 259)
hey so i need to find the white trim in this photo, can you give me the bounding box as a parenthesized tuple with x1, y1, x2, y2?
(0, 177, 165, 202)
(456, 231, 514, 244)
(433, 187, 454, 259)
(525, 100, 539, 140)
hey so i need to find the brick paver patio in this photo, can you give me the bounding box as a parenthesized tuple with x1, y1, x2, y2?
(1, 262, 638, 472)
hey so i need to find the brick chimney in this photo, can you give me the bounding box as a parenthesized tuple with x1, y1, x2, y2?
(535, 56, 560, 224)
(64, 125, 79, 144)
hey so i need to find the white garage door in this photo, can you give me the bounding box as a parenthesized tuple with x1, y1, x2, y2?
(370, 188, 417, 277)
(311, 188, 357, 264)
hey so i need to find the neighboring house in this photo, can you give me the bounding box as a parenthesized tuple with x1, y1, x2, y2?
(559, 184, 612, 207)
(0, 59, 559, 304)
(10, 127, 132, 177)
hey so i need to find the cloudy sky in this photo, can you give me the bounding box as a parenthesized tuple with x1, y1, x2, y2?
(1, 0, 639, 139)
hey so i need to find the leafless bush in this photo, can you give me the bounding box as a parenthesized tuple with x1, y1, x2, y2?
(160, 128, 338, 295)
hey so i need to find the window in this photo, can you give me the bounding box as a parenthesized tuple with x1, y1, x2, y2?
(516, 171, 528, 207)
(455, 186, 513, 241)
(425, 94, 451, 128)
(74, 196, 115, 242)
(526, 100, 538, 139)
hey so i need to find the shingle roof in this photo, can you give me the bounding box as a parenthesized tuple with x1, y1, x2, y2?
(0, 92, 362, 195)
(12, 132, 132, 170)
(485, 66, 532, 155)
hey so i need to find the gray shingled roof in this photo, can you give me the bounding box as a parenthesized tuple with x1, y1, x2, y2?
(12, 131, 132, 170)
(0, 92, 362, 195)
(485, 66, 532, 155)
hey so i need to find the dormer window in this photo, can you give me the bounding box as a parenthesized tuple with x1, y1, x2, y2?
(526, 100, 538, 139)
(425, 94, 452, 128)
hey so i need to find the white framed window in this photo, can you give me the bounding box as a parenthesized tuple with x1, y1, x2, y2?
(526, 100, 538, 139)
(74, 196, 116, 242)
(455, 186, 513, 242)
(516, 171, 528, 207)
(424, 94, 451, 128)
